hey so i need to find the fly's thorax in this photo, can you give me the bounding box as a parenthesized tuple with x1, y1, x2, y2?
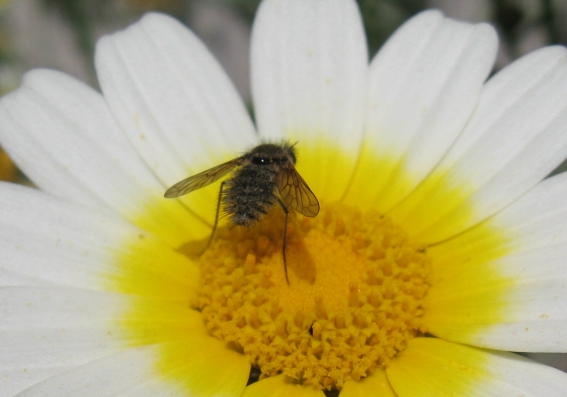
(245, 142, 296, 167)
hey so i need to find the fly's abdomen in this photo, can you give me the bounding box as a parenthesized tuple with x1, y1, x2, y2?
(224, 167, 277, 226)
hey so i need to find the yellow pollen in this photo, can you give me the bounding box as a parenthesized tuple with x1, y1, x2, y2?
(195, 202, 432, 391)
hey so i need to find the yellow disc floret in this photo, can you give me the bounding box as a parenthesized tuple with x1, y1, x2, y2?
(195, 202, 431, 391)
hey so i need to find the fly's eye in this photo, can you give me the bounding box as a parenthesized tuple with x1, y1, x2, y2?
(252, 157, 271, 165)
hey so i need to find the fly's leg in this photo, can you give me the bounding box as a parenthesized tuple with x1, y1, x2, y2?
(275, 197, 290, 285)
(202, 181, 225, 254)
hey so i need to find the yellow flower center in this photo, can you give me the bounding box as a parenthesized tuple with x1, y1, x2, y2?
(194, 202, 431, 391)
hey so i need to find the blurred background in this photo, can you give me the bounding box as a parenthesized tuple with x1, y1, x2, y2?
(0, 0, 566, 374)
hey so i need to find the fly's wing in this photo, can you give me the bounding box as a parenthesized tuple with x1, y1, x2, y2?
(164, 158, 240, 198)
(276, 165, 320, 217)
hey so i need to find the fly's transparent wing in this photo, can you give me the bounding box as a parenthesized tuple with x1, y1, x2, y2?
(164, 159, 240, 198)
(276, 165, 320, 217)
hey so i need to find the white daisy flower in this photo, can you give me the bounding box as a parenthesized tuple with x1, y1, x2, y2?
(1, 0, 567, 396)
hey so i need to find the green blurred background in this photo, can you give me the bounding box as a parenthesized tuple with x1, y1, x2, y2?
(2, 0, 567, 101)
(0, 0, 566, 374)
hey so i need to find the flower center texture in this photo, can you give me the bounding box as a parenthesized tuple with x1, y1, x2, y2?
(194, 202, 432, 391)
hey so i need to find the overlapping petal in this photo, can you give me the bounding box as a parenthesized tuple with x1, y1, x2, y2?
(10, 347, 183, 397)
(10, 341, 248, 397)
(251, 0, 368, 200)
(0, 72, 206, 246)
(0, 183, 248, 396)
(346, 10, 497, 212)
(387, 338, 567, 397)
(425, 172, 567, 352)
(389, 46, 567, 243)
(0, 183, 197, 293)
(96, 12, 257, 227)
(0, 287, 133, 396)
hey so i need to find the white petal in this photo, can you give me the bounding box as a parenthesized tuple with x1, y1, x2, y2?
(389, 46, 567, 243)
(425, 172, 567, 352)
(345, 10, 497, 211)
(11, 346, 184, 397)
(250, 0, 368, 199)
(10, 341, 248, 397)
(0, 288, 130, 365)
(0, 183, 197, 295)
(1, 367, 74, 397)
(0, 285, 210, 396)
(494, 172, 567, 252)
(0, 70, 207, 246)
(0, 287, 201, 351)
(387, 338, 567, 397)
(0, 286, 127, 395)
(95, 12, 257, 212)
(0, 184, 223, 394)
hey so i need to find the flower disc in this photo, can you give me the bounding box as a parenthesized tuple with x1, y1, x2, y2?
(196, 202, 432, 390)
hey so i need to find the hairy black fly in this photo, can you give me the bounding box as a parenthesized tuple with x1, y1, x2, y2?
(164, 142, 320, 283)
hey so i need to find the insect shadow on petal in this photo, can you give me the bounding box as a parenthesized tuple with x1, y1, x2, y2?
(164, 142, 320, 284)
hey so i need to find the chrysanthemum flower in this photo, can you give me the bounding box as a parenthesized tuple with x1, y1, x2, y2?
(2, 0, 567, 395)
